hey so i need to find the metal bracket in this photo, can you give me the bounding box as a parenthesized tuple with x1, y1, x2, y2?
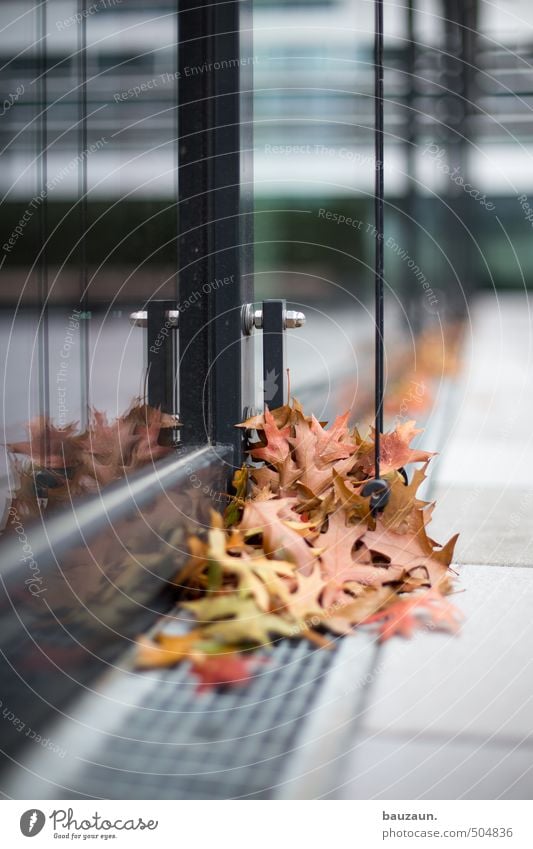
(241, 303, 306, 334)
(129, 300, 180, 441)
(130, 310, 179, 329)
(242, 299, 306, 409)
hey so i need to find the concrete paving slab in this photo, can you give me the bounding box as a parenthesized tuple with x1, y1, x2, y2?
(435, 294, 533, 488)
(358, 565, 533, 741)
(415, 293, 533, 563)
(436, 438, 533, 488)
(429, 485, 533, 567)
(336, 732, 533, 799)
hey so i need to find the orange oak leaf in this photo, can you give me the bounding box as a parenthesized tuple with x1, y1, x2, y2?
(284, 563, 325, 621)
(135, 631, 205, 669)
(236, 396, 309, 432)
(321, 586, 398, 635)
(309, 412, 358, 463)
(239, 497, 318, 574)
(332, 470, 372, 523)
(250, 465, 280, 494)
(289, 413, 357, 494)
(363, 514, 458, 591)
(247, 406, 292, 466)
(364, 588, 461, 641)
(239, 498, 318, 570)
(317, 510, 404, 608)
(357, 420, 435, 477)
(381, 466, 430, 533)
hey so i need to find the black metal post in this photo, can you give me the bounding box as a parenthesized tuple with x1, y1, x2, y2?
(262, 300, 287, 410)
(177, 0, 254, 464)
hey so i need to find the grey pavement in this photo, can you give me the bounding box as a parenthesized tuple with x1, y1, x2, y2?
(278, 292, 533, 799)
(430, 293, 533, 566)
(338, 292, 533, 799)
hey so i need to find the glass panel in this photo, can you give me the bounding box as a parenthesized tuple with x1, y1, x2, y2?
(0, 0, 179, 518)
(1, 1, 43, 516)
(252, 0, 448, 418)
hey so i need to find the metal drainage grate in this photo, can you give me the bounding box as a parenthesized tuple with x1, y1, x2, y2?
(68, 640, 336, 799)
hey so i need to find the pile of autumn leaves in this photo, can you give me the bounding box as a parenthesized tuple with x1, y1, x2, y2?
(137, 400, 460, 688)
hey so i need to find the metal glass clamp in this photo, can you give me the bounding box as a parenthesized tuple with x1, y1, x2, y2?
(241, 304, 305, 334)
(129, 300, 180, 442)
(129, 310, 179, 328)
(242, 300, 306, 409)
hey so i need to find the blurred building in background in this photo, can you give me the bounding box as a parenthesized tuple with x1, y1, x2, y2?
(2, 0, 532, 309)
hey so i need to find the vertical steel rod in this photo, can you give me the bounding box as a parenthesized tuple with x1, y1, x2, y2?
(374, 0, 385, 478)
(78, 0, 89, 427)
(404, 0, 419, 333)
(38, 0, 50, 467)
